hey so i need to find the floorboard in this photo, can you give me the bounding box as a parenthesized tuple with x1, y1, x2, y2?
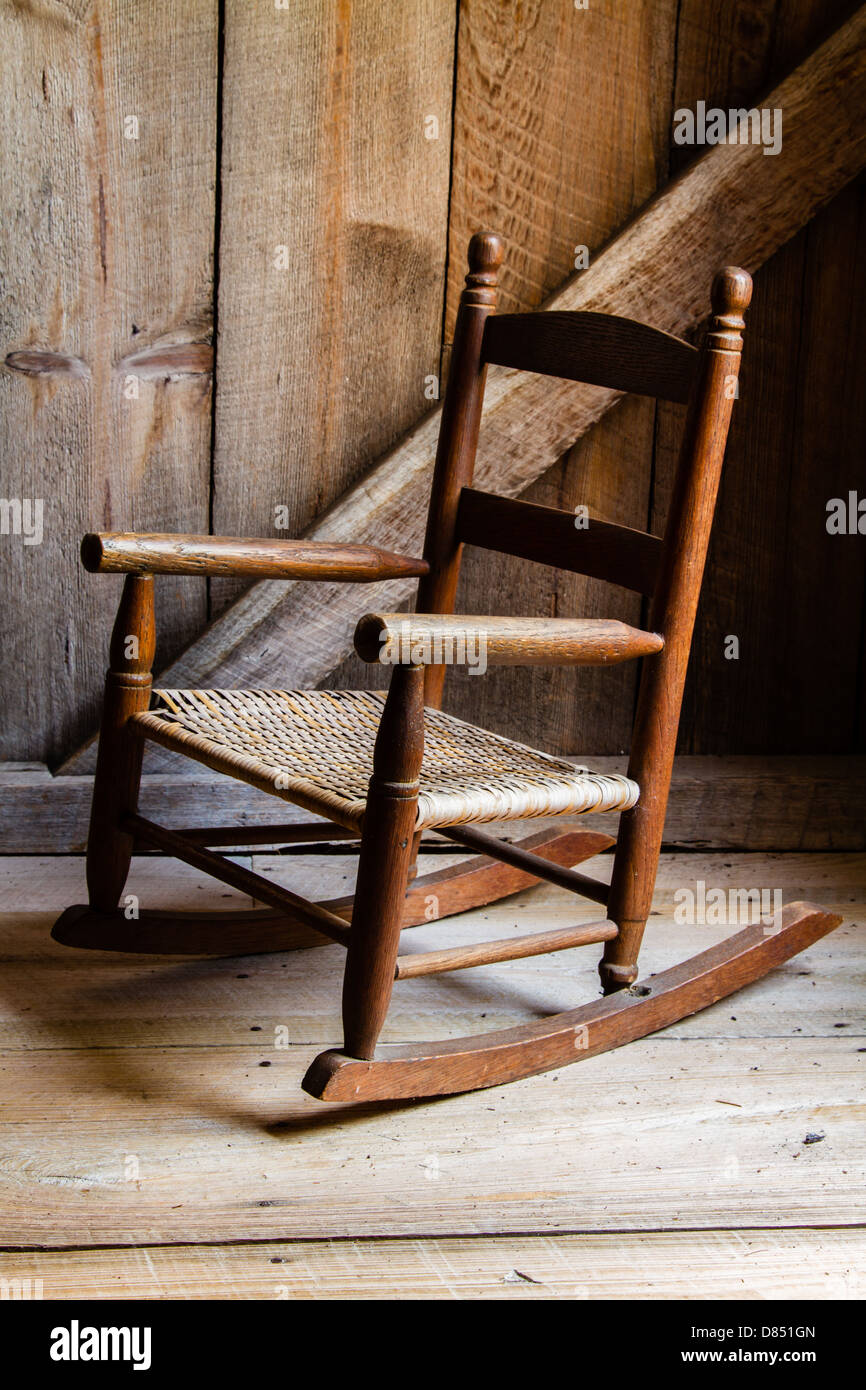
(0, 849, 862, 1293)
(0, 1229, 861, 1300)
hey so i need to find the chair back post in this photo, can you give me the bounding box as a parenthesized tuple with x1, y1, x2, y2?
(417, 230, 503, 707)
(601, 266, 752, 992)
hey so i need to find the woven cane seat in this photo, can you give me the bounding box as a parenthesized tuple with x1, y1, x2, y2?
(134, 688, 639, 831)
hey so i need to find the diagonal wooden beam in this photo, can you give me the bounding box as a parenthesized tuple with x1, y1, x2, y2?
(62, 8, 866, 772)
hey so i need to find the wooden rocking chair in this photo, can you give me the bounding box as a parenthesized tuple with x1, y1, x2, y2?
(54, 232, 841, 1102)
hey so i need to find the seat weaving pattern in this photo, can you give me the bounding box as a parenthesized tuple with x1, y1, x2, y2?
(134, 688, 639, 831)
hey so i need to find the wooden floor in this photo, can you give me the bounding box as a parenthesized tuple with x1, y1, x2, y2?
(0, 838, 863, 1299)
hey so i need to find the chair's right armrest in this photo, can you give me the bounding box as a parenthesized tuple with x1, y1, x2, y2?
(81, 532, 429, 583)
(354, 612, 664, 668)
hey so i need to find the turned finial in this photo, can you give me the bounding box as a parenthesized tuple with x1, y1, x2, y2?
(468, 230, 503, 275)
(711, 266, 752, 318)
(708, 266, 752, 351)
(463, 230, 503, 306)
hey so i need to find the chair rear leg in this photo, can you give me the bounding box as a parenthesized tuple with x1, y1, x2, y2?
(600, 799, 659, 992)
(598, 671, 677, 994)
(599, 270, 752, 995)
(341, 663, 424, 1059)
(86, 574, 155, 912)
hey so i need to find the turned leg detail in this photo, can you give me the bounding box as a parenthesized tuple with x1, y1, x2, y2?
(86, 574, 155, 912)
(340, 663, 424, 1059)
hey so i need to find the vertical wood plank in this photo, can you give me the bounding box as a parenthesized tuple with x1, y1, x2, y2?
(454, 0, 864, 758)
(444, 0, 678, 333)
(0, 1, 217, 764)
(653, 0, 866, 755)
(5, 0, 861, 779)
(210, 0, 456, 614)
(782, 180, 866, 750)
(660, 182, 866, 754)
(440, 0, 678, 749)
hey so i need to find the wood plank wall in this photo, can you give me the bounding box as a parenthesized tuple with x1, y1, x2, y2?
(209, 0, 454, 613)
(0, 0, 217, 764)
(435, 0, 866, 757)
(1, 0, 863, 770)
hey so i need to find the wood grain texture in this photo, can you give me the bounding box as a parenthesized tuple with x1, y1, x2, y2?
(342, 664, 426, 1056)
(0, 1229, 859, 1300)
(444, 0, 678, 334)
(82, 532, 429, 580)
(5, 756, 865, 853)
(602, 270, 751, 988)
(482, 311, 697, 402)
(306, 903, 843, 1100)
(438, 0, 678, 749)
(4, 849, 861, 1041)
(393, 919, 617, 980)
(88, 4, 866, 769)
(457, 486, 662, 595)
(652, 0, 866, 759)
(0, 0, 217, 763)
(452, 0, 866, 758)
(208, 0, 455, 613)
(659, 179, 866, 755)
(123, 812, 353, 945)
(0, 1037, 860, 1244)
(354, 612, 663, 666)
(50, 827, 612, 957)
(435, 822, 611, 904)
(163, 822, 361, 846)
(415, 230, 504, 708)
(452, 397, 660, 752)
(85, 575, 155, 911)
(0, 845, 860, 1243)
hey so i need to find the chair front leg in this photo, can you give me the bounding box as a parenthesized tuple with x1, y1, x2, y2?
(341, 663, 424, 1060)
(86, 574, 155, 912)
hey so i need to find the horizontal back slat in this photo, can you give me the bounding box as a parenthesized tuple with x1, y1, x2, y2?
(482, 311, 698, 402)
(456, 488, 662, 596)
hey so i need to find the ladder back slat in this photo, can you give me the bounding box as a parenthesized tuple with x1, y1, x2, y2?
(482, 311, 698, 403)
(457, 488, 662, 596)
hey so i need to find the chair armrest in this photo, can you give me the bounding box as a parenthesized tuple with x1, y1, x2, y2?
(81, 533, 430, 582)
(354, 612, 663, 668)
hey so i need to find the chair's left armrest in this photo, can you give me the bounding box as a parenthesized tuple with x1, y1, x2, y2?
(81, 533, 429, 582)
(355, 612, 663, 668)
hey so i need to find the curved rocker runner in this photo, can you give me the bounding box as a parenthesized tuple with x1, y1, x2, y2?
(53, 234, 843, 1102)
